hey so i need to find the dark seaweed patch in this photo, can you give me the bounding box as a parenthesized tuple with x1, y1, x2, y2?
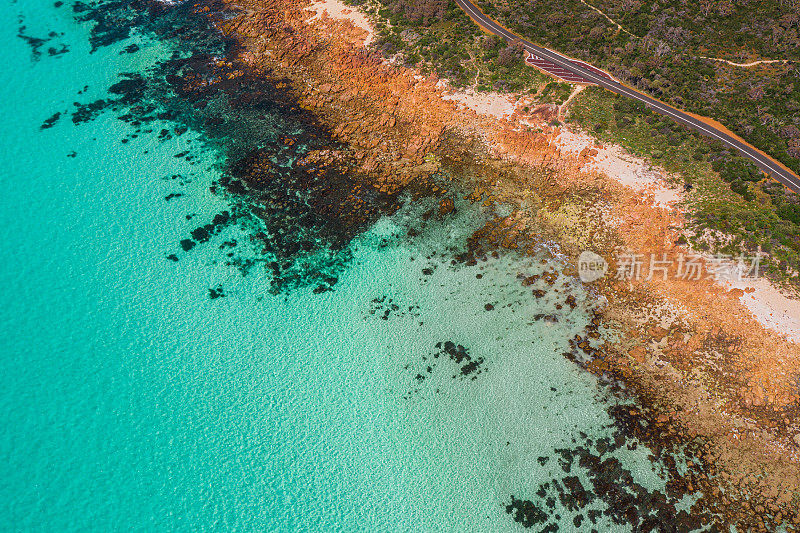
(40, 112, 62, 130)
(367, 296, 420, 321)
(16, 17, 68, 61)
(177, 210, 234, 251)
(71, 99, 109, 125)
(403, 341, 487, 399)
(47, 44, 70, 57)
(504, 408, 719, 531)
(505, 496, 549, 529)
(208, 284, 225, 299)
(367, 296, 401, 320)
(436, 341, 486, 379)
(72, 0, 182, 53)
(62, 0, 437, 295)
(17, 32, 47, 60)
(108, 73, 148, 105)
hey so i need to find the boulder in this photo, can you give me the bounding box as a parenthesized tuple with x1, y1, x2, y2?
(438, 197, 455, 215)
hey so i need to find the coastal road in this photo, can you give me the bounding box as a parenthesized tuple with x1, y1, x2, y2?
(454, 0, 800, 192)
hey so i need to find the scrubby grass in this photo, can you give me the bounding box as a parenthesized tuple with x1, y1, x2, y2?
(569, 86, 800, 286)
(349, 0, 551, 92)
(537, 82, 573, 105)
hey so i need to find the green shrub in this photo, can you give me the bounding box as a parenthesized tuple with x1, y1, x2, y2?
(778, 203, 800, 225)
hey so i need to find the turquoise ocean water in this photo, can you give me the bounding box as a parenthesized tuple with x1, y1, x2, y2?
(0, 1, 699, 531)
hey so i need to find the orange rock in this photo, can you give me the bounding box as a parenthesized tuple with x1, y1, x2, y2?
(649, 326, 668, 340)
(628, 345, 647, 363)
(438, 197, 455, 215)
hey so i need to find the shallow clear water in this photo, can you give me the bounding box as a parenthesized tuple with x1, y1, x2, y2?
(1, 1, 684, 531)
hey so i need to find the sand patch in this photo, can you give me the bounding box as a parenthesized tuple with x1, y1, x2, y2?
(305, 0, 375, 46)
(555, 128, 682, 209)
(722, 277, 800, 344)
(437, 83, 517, 120)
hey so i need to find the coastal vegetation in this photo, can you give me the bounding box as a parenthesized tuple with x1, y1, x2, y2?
(471, 0, 800, 175)
(349, 0, 559, 93)
(569, 87, 800, 282)
(351, 0, 800, 286)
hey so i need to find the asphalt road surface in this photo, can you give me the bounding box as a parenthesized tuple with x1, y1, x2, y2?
(454, 0, 800, 192)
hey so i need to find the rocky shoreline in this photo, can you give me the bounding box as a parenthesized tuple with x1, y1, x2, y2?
(147, 0, 800, 527)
